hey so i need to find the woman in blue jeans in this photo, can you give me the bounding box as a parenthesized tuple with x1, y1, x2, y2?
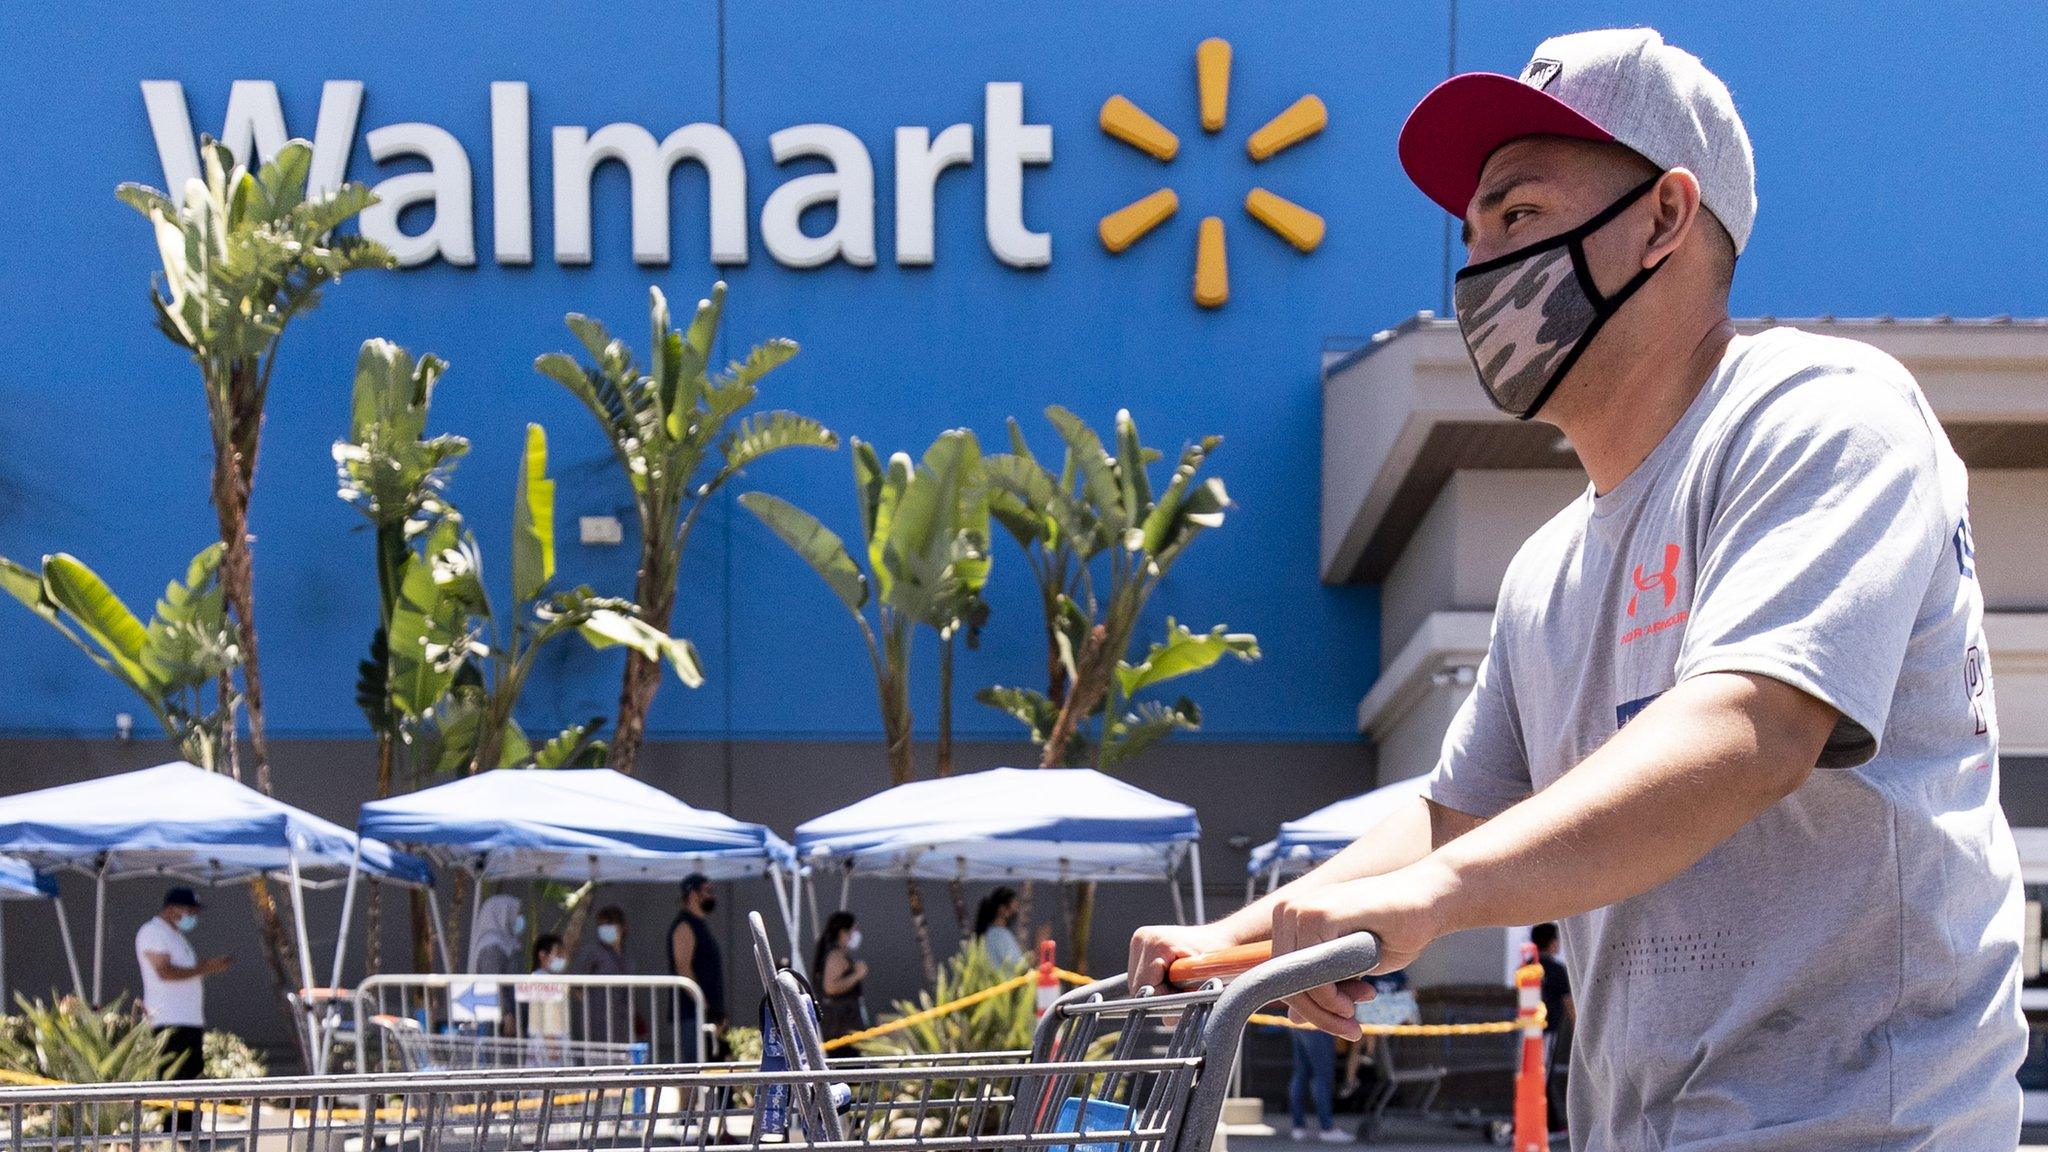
(1289, 1028, 1350, 1142)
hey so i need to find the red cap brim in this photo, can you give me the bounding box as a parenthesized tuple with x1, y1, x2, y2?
(1398, 72, 1613, 218)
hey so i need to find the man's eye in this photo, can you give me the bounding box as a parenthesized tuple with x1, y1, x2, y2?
(1503, 207, 1535, 229)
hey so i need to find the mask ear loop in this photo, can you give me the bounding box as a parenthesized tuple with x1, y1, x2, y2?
(1510, 174, 1674, 421)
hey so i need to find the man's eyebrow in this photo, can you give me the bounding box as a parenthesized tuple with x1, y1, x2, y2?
(1472, 172, 1544, 217)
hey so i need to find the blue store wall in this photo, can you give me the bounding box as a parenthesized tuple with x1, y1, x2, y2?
(0, 1, 2042, 746)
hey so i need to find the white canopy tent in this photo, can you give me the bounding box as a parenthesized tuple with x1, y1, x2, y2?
(795, 767, 1207, 925)
(355, 768, 802, 979)
(0, 762, 433, 1003)
(1245, 775, 1432, 897)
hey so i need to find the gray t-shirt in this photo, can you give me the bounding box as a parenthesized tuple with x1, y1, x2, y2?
(1428, 327, 2025, 1150)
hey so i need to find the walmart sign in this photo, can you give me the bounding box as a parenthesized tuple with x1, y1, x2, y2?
(142, 79, 1054, 271)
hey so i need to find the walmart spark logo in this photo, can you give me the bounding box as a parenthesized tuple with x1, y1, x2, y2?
(1098, 38, 1327, 308)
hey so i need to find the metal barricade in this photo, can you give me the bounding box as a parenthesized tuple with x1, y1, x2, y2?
(352, 972, 711, 1074)
(0, 922, 1384, 1152)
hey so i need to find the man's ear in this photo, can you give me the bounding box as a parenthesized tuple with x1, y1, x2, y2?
(1645, 167, 1703, 269)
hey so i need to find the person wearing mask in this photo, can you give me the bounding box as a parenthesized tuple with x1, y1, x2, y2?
(1531, 923, 1573, 1135)
(668, 874, 726, 1055)
(135, 885, 229, 1124)
(576, 905, 633, 976)
(1128, 27, 2025, 1149)
(576, 904, 637, 1044)
(466, 893, 526, 1036)
(526, 934, 570, 1061)
(973, 887, 1026, 970)
(468, 894, 526, 975)
(811, 912, 869, 1042)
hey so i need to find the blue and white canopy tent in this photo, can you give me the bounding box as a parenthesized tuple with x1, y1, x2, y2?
(0, 856, 62, 1006)
(795, 767, 1207, 926)
(1244, 774, 1433, 898)
(0, 761, 433, 1002)
(356, 768, 803, 977)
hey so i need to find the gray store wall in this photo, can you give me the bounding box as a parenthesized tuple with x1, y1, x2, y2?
(0, 737, 1371, 1063)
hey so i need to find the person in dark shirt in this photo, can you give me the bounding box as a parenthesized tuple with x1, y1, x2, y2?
(1531, 922, 1572, 1134)
(669, 874, 726, 1058)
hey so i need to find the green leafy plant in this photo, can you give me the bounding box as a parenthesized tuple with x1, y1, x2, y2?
(334, 338, 469, 973)
(979, 408, 1258, 769)
(118, 136, 392, 792)
(382, 423, 702, 777)
(857, 939, 1035, 1060)
(537, 283, 836, 774)
(0, 546, 238, 770)
(335, 338, 467, 782)
(741, 430, 992, 976)
(0, 995, 174, 1135)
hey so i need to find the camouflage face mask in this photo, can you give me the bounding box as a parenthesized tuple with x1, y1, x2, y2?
(1453, 173, 1669, 420)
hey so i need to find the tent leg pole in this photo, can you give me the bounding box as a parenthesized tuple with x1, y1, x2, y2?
(1189, 846, 1207, 925)
(91, 870, 105, 1005)
(770, 869, 801, 975)
(1168, 859, 1187, 926)
(804, 874, 822, 944)
(287, 852, 317, 994)
(328, 843, 364, 991)
(0, 899, 10, 1010)
(425, 888, 454, 974)
(51, 896, 84, 1001)
(838, 867, 851, 912)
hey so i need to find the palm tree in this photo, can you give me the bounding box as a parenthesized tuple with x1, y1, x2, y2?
(0, 546, 238, 771)
(741, 430, 992, 975)
(334, 338, 467, 972)
(536, 283, 835, 773)
(118, 137, 392, 790)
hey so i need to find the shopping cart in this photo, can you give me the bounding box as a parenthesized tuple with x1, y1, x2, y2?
(367, 1013, 654, 1072)
(0, 918, 1380, 1152)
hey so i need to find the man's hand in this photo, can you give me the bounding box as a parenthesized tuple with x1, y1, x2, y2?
(1126, 920, 1238, 993)
(1270, 863, 1454, 1039)
(202, 956, 232, 976)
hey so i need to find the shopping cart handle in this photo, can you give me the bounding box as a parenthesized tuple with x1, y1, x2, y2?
(1166, 942, 1273, 987)
(1167, 934, 1380, 988)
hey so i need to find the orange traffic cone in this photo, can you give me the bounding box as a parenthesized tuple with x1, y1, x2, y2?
(1513, 942, 1548, 1150)
(1036, 939, 1060, 1017)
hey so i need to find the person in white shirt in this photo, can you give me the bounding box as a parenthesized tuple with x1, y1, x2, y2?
(135, 886, 229, 1124)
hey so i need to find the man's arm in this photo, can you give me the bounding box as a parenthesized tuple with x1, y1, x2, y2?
(1269, 669, 1835, 1035)
(143, 950, 228, 981)
(670, 921, 695, 976)
(1126, 795, 1484, 989)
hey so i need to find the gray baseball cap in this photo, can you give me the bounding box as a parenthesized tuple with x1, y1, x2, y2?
(1399, 27, 1756, 253)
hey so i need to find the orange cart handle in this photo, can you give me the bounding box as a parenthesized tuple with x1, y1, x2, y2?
(1166, 941, 1273, 987)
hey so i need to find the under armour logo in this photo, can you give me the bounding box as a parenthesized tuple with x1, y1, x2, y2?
(1521, 59, 1563, 91)
(1626, 543, 1682, 618)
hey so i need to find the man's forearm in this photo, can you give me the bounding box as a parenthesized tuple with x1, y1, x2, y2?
(1213, 796, 1480, 942)
(1418, 671, 1831, 935)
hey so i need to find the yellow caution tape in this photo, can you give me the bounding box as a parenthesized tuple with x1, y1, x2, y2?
(822, 972, 1040, 1051)
(1249, 1005, 1543, 1036)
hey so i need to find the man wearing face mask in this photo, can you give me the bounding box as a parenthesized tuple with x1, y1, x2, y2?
(669, 874, 726, 1057)
(135, 887, 230, 1100)
(577, 905, 637, 1043)
(1129, 27, 2024, 1149)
